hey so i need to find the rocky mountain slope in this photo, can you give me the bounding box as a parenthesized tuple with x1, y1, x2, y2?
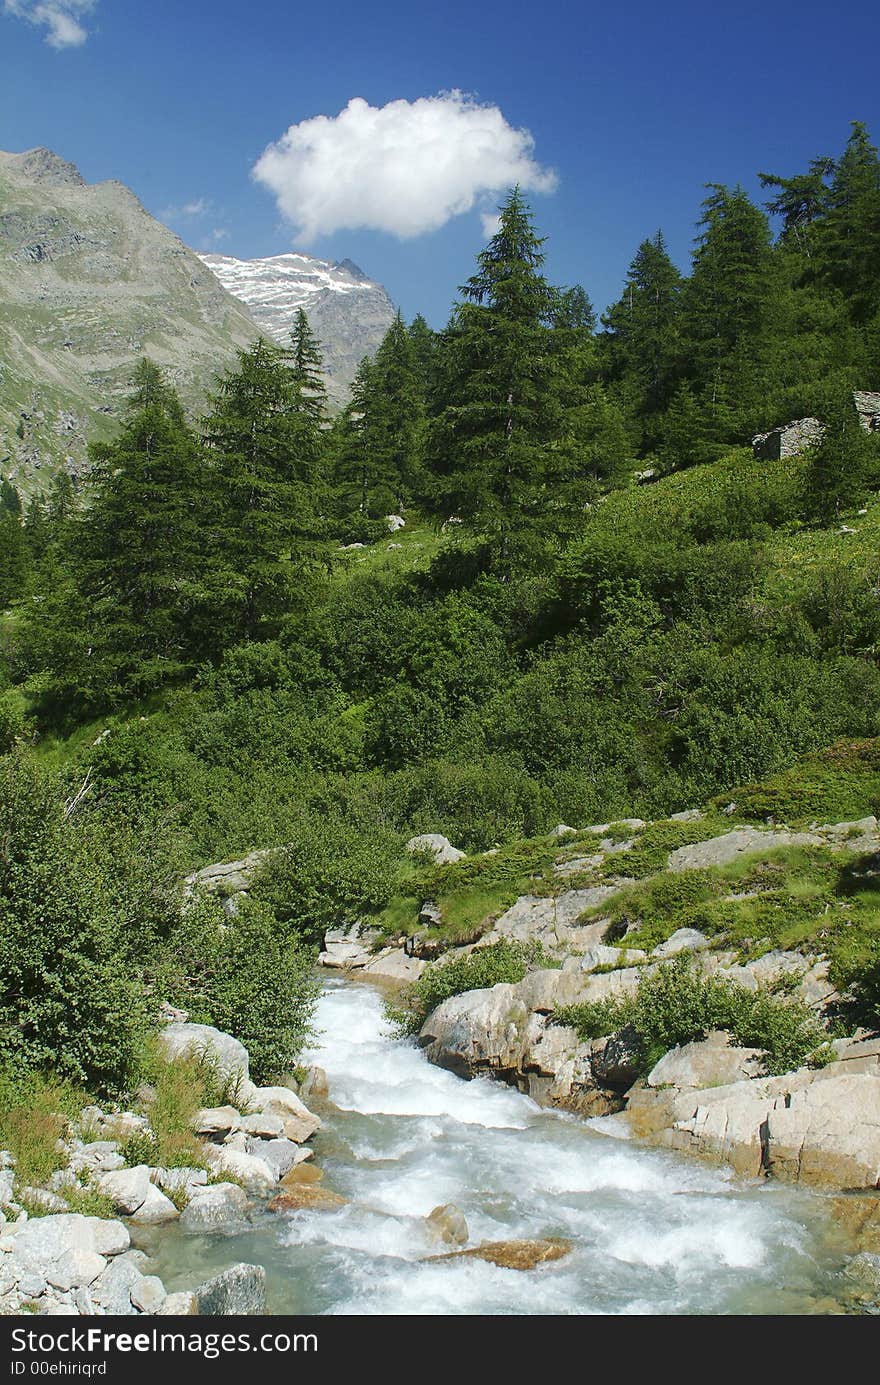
(200, 250, 396, 405)
(0, 147, 261, 497)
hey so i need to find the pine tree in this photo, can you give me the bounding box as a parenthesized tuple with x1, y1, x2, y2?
(289, 308, 329, 430)
(204, 338, 322, 638)
(807, 388, 877, 521)
(425, 188, 567, 570)
(0, 510, 28, 607)
(813, 122, 880, 322)
(370, 312, 425, 508)
(602, 231, 682, 420)
(70, 359, 211, 696)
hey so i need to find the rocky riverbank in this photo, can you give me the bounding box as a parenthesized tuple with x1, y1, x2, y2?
(310, 818, 880, 1279)
(0, 1020, 326, 1315)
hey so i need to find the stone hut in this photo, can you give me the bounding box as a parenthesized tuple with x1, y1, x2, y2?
(751, 417, 825, 461)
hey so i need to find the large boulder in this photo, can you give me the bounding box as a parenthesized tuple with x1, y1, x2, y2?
(158, 1023, 251, 1093)
(10, 1214, 129, 1264)
(429, 1238, 571, 1270)
(195, 1263, 267, 1315)
(591, 1025, 643, 1088)
(667, 827, 818, 873)
(204, 1146, 277, 1193)
(362, 948, 426, 983)
(405, 833, 465, 865)
(419, 984, 531, 1079)
(178, 1182, 249, 1233)
(248, 1086, 321, 1142)
(646, 1032, 763, 1090)
(489, 887, 617, 950)
(98, 1165, 151, 1215)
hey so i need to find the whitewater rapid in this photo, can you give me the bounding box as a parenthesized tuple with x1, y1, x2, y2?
(150, 980, 844, 1314)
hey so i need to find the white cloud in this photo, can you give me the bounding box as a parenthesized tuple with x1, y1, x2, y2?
(480, 212, 502, 238)
(3, 0, 97, 49)
(202, 228, 229, 247)
(159, 197, 214, 222)
(253, 91, 558, 242)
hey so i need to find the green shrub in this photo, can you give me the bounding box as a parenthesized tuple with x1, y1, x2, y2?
(0, 1069, 84, 1189)
(556, 954, 827, 1077)
(250, 815, 401, 943)
(393, 939, 545, 1034)
(161, 895, 319, 1082)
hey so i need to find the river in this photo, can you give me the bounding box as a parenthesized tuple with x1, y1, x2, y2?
(147, 979, 847, 1314)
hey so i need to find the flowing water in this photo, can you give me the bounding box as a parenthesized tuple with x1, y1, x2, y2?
(148, 979, 848, 1315)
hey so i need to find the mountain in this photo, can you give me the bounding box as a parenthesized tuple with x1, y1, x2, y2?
(199, 251, 397, 405)
(0, 147, 261, 497)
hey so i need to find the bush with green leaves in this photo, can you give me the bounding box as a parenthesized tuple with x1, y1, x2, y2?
(0, 753, 179, 1093)
(161, 894, 319, 1081)
(393, 939, 545, 1035)
(249, 813, 401, 943)
(556, 954, 827, 1077)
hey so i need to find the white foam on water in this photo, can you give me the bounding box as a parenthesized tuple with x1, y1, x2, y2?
(150, 979, 842, 1314)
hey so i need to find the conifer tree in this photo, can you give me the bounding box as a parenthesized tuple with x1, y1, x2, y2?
(289, 308, 329, 430)
(204, 338, 322, 638)
(807, 388, 877, 521)
(602, 231, 682, 420)
(425, 188, 568, 570)
(812, 122, 880, 321)
(370, 311, 425, 508)
(0, 510, 28, 607)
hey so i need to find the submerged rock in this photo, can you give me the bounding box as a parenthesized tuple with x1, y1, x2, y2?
(268, 1186, 347, 1213)
(428, 1238, 572, 1270)
(425, 1203, 468, 1247)
(195, 1263, 266, 1316)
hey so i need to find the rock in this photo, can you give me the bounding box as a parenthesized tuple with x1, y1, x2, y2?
(646, 1032, 764, 1089)
(90, 1258, 143, 1315)
(268, 1186, 347, 1212)
(652, 928, 711, 958)
(151, 1167, 208, 1197)
(669, 809, 704, 822)
(130, 1274, 167, 1314)
(158, 1023, 251, 1092)
(425, 1204, 468, 1247)
(157, 1290, 199, 1315)
(386, 514, 406, 532)
(247, 1138, 304, 1180)
(549, 823, 578, 838)
(129, 1184, 179, 1226)
(299, 1066, 329, 1100)
(45, 1248, 106, 1292)
(591, 1025, 643, 1088)
(249, 1087, 321, 1142)
(184, 850, 268, 899)
(195, 1263, 267, 1316)
(405, 833, 466, 865)
(12, 1214, 129, 1264)
(667, 827, 819, 873)
(179, 1183, 249, 1233)
(580, 945, 647, 971)
(98, 1165, 151, 1215)
(420, 984, 532, 1079)
(362, 949, 426, 982)
(829, 1195, 880, 1253)
(239, 1112, 285, 1139)
(194, 1106, 242, 1136)
(844, 1252, 880, 1298)
(765, 1074, 880, 1188)
(319, 940, 372, 969)
(429, 1238, 571, 1270)
(280, 1163, 324, 1188)
(204, 1146, 277, 1192)
(491, 888, 617, 949)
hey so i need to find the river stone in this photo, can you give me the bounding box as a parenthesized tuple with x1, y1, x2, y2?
(430, 1238, 572, 1270)
(179, 1182, 249, 1232)
(299, 1066, 329, 1100)
(250, 1087, 321, 1142)
(646, 1032, 763, 1090)
(591, 1025, 643, 1088)
(239, 1112, 285, 1139)
(98, 1165, 151, 1214)
(194, 1106, 242, 1136)
(205, 1146, 276, 1192)
(157, 1290, 199, 1314)
(420, 983, 531, 1078)
(129, 1183, 179, 1225)
(152, 1167, 208, 1197)
(45, 1248, 106, 1292)
(362, 949, 426, 983)
(158, 1023, 251, 1090)
(130, 1274, 167, 1314)
(764, 1073, 880, 1187)
(425, 1204, 468, 1246)
(247, 1138, 304, 1179)
(195, 1263, 267, 1315)
(12, 1214, 129, 1264)
(268, 1186, 347, 1212)
(280, 1163, 324, 1188)
(319, 940, 371, 969)
(844, 1252, 880, 1298)
(405, 834, 465, 864)
(91, 1257, 144, 1315)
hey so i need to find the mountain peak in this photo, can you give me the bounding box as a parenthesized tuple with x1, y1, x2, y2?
(3, 147, 86, 188)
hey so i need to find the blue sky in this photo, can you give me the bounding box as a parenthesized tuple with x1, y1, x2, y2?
(2, 0, 879, 326)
